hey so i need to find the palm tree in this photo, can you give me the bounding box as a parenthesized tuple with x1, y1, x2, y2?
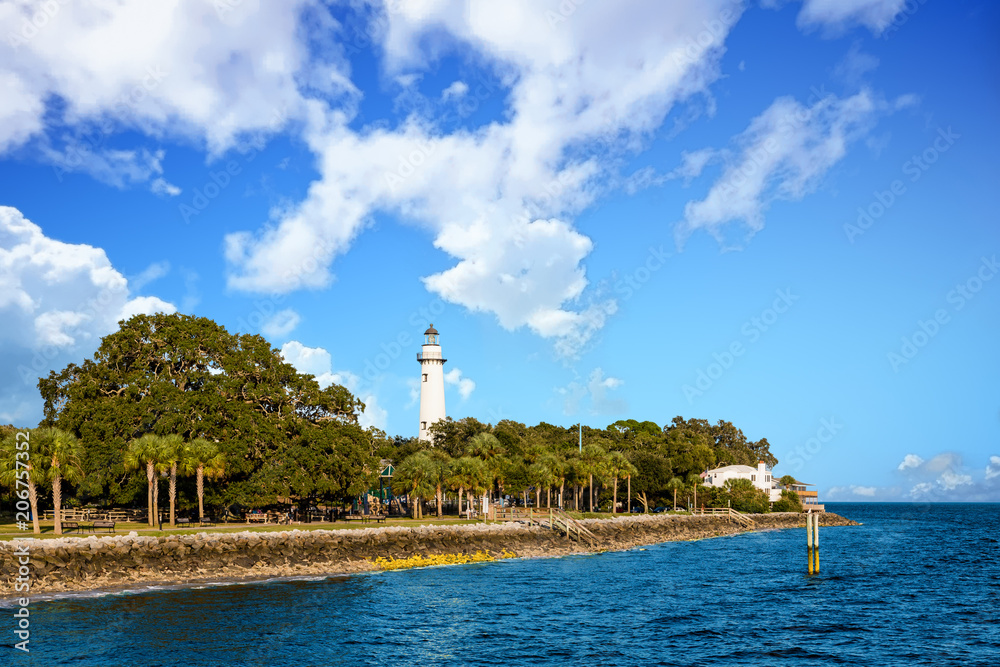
(666, 477, 685, 510)
(157, 435, 184, 527)
(605, 451, 637, 515)
(38, 428, 84, 535)
(181, 438, 225, 522)
(427, 450, 452, 517)
(125, 434, 164, 527)
(0, 432, 46, 534)
(579, 444, 608, 513)
(466, 432, 506, 509)
(392, 452, 437, 519)
(446, 456, 486, 517)
(538, 453, 563, 508)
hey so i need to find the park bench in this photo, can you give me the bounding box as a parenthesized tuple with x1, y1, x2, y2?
(176, 518, 191, 525)
(92, 520, 116, 533)
(62, 521, 81, 533)
(372, 514, 386, 524)
(343, 514, 365, 522)
(199, 518, 215, 527)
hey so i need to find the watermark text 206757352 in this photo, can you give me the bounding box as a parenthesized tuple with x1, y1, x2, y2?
(12, 429, 32, 653)
(14, 430, 32, 531)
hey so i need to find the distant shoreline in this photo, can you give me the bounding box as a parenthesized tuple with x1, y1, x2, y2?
(1, 512, 859, 600)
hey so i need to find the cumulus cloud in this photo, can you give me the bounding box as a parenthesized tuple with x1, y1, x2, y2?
(444, 367, 476, 400)
(896, 451, 998, 501)
(558, 367, 626, 415)
(279, 340, 387, 429)
(224, 0, 746, 357)
(987, 456, 1000, 481)
(261, 309, 301, 338)
(0, 206, 175, 423)
(897, 453, 924, 471)
(0, 0, 335, 156)
(440, 80, 468, 101)
(827, 484, 883, 498)
(796, 0, 908, 35)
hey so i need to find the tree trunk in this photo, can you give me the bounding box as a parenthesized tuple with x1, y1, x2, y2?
(169, 462, 177, 526)
(153, 473, 159, 527)
(612, 475, 618, 515)
(457, 487, 464, 518)
(673, 487, 677, 510)
(559, 482, 564, 510)
(547, 487, 551, 509)
(28, 478, 40, 535)
(627, 475, 631, 513)
(535, 487, 541, 509)
(146, 461, 155, 526)
(589, 474, 594, 512)
(53, 472, 63, 535)
(436, 484, 443, 518)
(411, 492, 417, 519)
(197, 465, 205, 521)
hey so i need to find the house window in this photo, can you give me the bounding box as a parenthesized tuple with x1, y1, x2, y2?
(751, 475, 756, 482)
(422, 373, 428, 382)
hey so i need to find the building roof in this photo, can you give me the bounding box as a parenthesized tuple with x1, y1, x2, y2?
(703, 464, 758, 475)
(424, 324, 439, 335)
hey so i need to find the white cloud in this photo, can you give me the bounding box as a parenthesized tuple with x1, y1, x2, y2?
(795, 0, 908, 35)
(0, 0, 331, 157)
(675, 89, 889, 249)
(827, 484, 880, 498)
(130, 261, 170, 292)
(261, 309, 301, 338)
(444, 367, 476, 400)
(0, 206, 175, 422)
(224, 0, 746, 357)
(987, 456, 1000, 481)
(150, 177, 181, 197)
(441, 80, 468, 101)
(897, 451, 996, 501)
(558, 367, 626, 415)
(279, 340, 387, 429)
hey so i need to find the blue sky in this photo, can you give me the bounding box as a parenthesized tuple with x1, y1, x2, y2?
(1, 0, 997, 501)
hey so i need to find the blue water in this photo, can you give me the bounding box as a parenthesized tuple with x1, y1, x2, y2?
(8, 503, 1000, 666)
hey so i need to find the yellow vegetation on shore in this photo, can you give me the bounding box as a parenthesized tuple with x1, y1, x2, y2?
(372, 550, 516, 571)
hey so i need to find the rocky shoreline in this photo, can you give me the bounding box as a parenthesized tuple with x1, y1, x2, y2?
(0, 512, 859, 599)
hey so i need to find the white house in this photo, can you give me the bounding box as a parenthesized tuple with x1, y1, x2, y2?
(701, 461, 782, 502)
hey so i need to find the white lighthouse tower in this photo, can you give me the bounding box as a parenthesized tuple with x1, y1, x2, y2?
(417, 324, 447, 441)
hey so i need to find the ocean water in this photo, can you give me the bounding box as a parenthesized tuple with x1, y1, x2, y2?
(8, 503, 999, 666)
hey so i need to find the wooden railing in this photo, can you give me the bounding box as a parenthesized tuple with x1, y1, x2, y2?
(691, 506, 757, 529)
(491, 507, 599, 546)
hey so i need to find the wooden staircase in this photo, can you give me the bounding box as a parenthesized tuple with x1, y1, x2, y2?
(691, 506, 757, 529)
(491, 507, 599, 547)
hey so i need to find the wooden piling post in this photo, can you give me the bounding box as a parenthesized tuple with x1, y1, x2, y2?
(813, 513, 820, 574)
(806, 512, 814, 575)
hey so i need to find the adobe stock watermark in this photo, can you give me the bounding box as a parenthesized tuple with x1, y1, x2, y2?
(844, 126, 959, 243)
(888, 255, 997, 372)
(385, 72, 500, 192)
(179, 107, 287, 224)
(670, 1, 742, 68)
(682, 288, 799, 403)
(361, 297, 448, 384)
(614, 246, 669, 300)
(881, 0, 930, 40)
(784, 417, 844, 473)
(53, 65, 170, 183)
(5, 0, 70, 50)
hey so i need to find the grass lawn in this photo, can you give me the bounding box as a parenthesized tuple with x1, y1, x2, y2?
(0, 517, 484, 540)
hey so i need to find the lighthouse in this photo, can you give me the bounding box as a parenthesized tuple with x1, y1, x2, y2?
(417, 324, 447, 441)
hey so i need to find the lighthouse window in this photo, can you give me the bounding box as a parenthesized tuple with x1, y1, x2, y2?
(422, 373, 428, 382)
(421, 421, 427, 430)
